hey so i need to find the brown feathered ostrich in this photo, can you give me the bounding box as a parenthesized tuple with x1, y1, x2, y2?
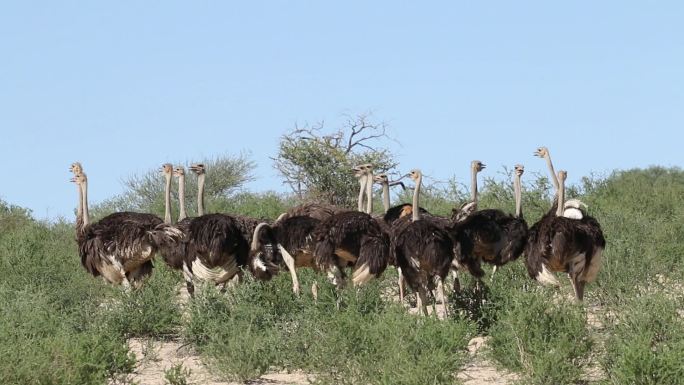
(451, 162, 529, 290)
(391, 169, 454, 316)
(312, 165, 390, 289)
(524, 170, 605, 301)
(70, 165, 183, 288)
(250, 163, 376, 296)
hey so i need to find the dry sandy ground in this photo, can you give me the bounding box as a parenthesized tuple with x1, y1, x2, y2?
(115, 338, 312, 385)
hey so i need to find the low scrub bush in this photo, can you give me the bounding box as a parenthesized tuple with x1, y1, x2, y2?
(487, 290, 591, 385)
(602, 293, 684, 385)
(185, 271, 475, 384)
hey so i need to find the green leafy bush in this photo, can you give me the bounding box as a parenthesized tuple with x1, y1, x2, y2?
(487, 290, 591, 385)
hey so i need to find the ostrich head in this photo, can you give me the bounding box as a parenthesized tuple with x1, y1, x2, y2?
(70, 162, 83, 175)
(471, 160, 486, 173)
(173, 165, 185, 178)
(558, 170, 567, 182)
(408, 169, 422, 182)
(374, 173, 388, 184)
(353, 163, 373, 178)
(534, 147, 549, 158)
(248, 223, 281, 281)
(352, 164, 365, 179)
(514, 164, 525, 177)
(189, 163, 206, 175)
(160, 163, 173, 177)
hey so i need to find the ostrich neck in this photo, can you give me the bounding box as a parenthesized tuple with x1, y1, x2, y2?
(545, 155, 560, 195)
(381, 181, 390, 214)
(514, 175, 522, 218)
(412, 175, 422, 222)
(357, 174, 367, 212)
(82, 178, 90, 227)
(471, 167, 478, 208)
(197, 174, 205, 216)
(75, 181, 82, 219)
(75, 181, 83, 231)
(556, 176, 565, 216)
(365, 171, 373, 214)
(164, 175, 172, 224)
(178, 174, 187, 221)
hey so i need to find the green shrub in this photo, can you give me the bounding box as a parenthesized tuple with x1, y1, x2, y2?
(0, 220, 135, 385)
(185, 272, 475, 384)
(107, 263, 183, 338)
(602, 293, 684, 385)
(487, 290, 591, 385)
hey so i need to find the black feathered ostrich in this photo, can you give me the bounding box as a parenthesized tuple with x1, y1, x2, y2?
(374, 172, 425, 302)
(450, 162, 529, 291)
(70, 164, 183, 288)
(524, 169, 605, 301)
(391, 169, 454, 316)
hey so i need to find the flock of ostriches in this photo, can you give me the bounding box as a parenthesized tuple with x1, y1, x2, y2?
(69, 147, 605, 316)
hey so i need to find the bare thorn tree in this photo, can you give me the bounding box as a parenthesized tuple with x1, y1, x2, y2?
(273, 112, 399, 207)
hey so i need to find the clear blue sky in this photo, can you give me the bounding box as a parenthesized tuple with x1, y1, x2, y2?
(1, 1, 682, 220)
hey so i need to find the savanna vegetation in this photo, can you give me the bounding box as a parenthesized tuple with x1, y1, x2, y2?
(1, 118, 683, 384)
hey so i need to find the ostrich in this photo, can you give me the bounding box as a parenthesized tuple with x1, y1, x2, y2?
(373, 172, 419, 302)
(391, 169, 454, 316)
(176, 163, 279, 289)
(250, 163, 377, 296)
(452, 162, 529, 286)
(524, 170, 605, 301)
(249, 214, 321, 296)
(185, 213, 279, 288)
(312, 164, 390, 289)
(356, 163, 370, 212)
(70, 167, 183, 288)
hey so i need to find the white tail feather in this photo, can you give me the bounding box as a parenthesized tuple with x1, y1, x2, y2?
(563, 208, 584, 220)
(536, 263, 560, 286)
(352, 263, 373, 286)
